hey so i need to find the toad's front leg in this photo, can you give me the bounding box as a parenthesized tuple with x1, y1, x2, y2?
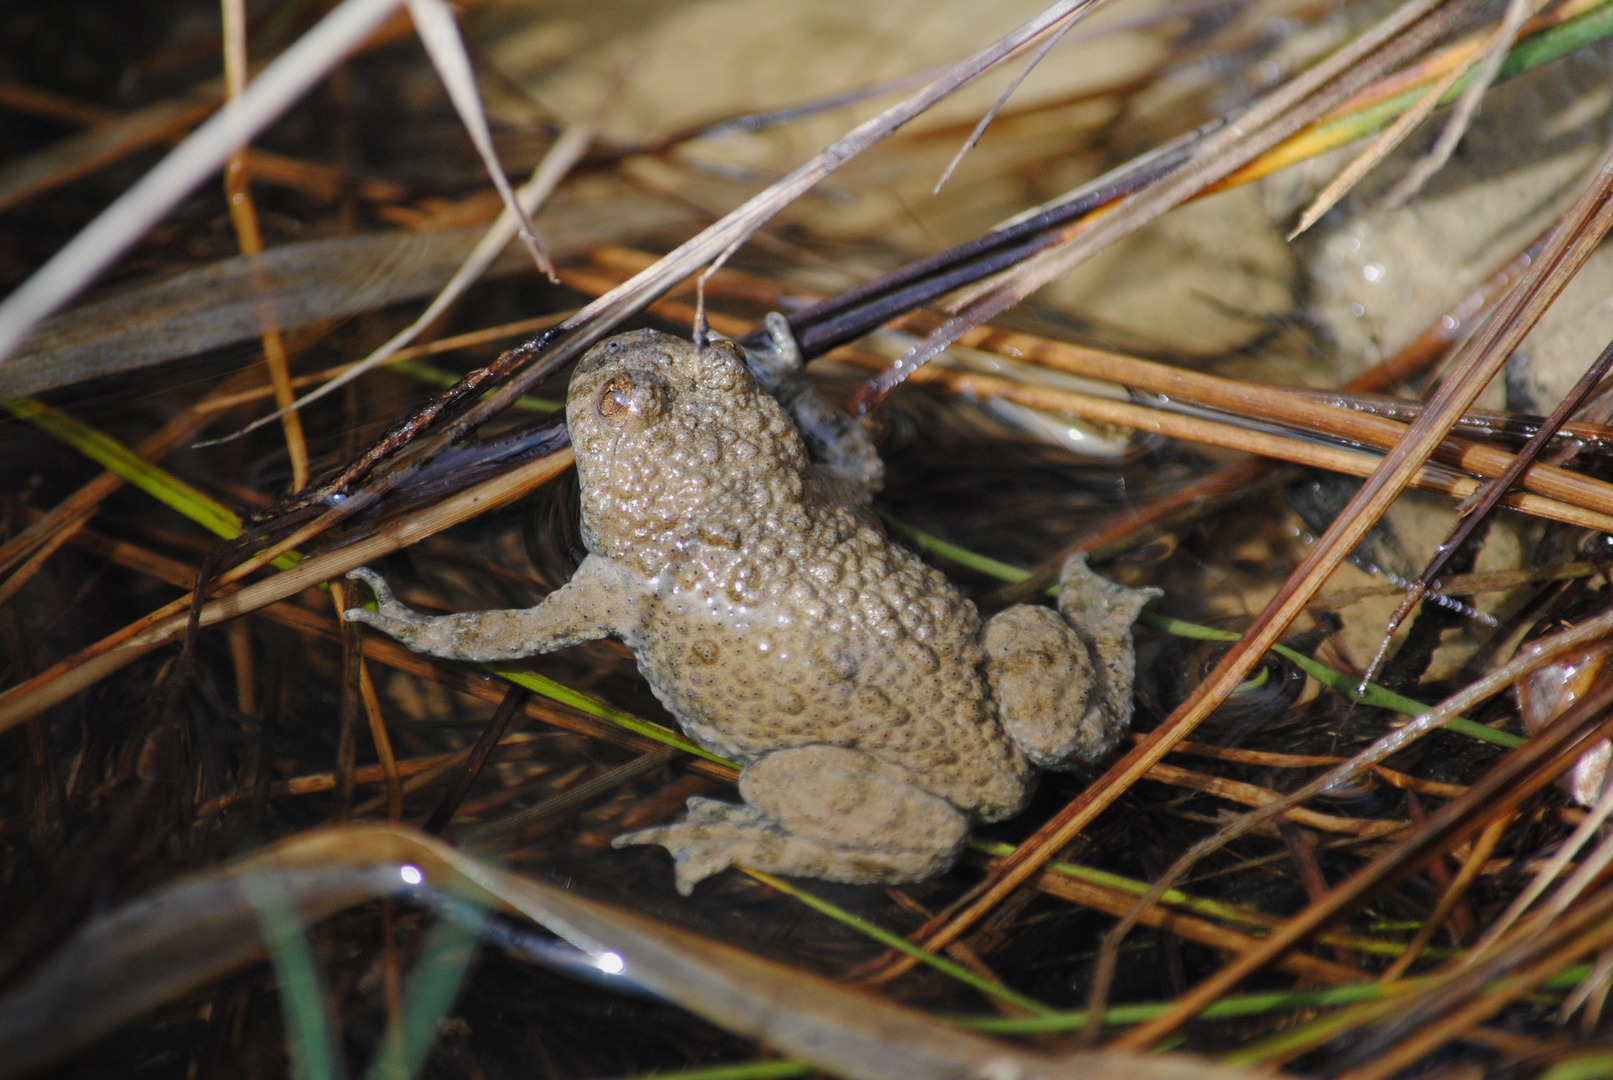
(343, 556, 641, 662)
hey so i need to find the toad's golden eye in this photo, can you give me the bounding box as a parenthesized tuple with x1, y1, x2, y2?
(598, 374, 635, 418)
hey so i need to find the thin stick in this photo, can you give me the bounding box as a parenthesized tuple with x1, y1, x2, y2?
(1384, 0, 1542, 207)
(221, 0, 308, 490)
(1378, 813, 1510, 982)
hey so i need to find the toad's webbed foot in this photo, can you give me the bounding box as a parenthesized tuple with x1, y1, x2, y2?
(1056, 552, 1161, 755)
(342, 567, 438, 646)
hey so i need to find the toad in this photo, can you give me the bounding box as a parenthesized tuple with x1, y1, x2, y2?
(346, 326, 1157, 893)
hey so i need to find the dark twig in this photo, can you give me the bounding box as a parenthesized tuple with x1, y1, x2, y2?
(850, 0, 1477, 414)
(1361, 331, 1613, 686)
(422, 685, 529, 835)
(758, 123, 1216, 359)
(463, 746, 678, 846)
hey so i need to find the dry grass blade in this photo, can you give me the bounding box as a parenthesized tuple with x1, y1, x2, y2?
(932, 14, 1085, 195)
(1287, 38, 1474, 239)
(1330, 878, 1613, 1079)
(428, 0, 1110, 449)
(1378, 814, 1509, 982)
(0, 0, 406, 364)
(1474, 760, 1613, 955)
(1383, 0, 1543, 208)
(422, 686, 527, 834)
(402, 0, 553, 278)
(462, 747, 678, 846)
(1290, 0, 1549, 236)
(331, 578, 403, 822)
(0, 77, 406, 210)
(0, 93, 218, 214)
(1475, 793, 1613, 970)
(0, 824, 1263, 1080)
(1142, 762, 1405, 837)
(0, 447, 574, 732)
(219, 81, 609, 444)
(220, 0, 308, 492)
(970, 852, 1366, 985)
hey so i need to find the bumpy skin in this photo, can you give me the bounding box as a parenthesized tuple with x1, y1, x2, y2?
(346, 329, 1157, 893)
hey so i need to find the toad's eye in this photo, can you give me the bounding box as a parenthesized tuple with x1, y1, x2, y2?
(599, 374, 635, 417)
(596, 372, 661, 422)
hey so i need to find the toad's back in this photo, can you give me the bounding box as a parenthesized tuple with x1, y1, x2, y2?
(566, 330, 1030, 819)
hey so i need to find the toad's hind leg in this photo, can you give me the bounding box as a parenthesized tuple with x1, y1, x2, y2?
(612, 746, 967, 894)
(984, 553, 1160, 768)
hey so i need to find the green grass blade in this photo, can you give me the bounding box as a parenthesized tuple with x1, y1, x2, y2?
(240, 869, 344, 1080)
(1540, 1053, 1613, 1080)
(364, 897, 488, 1080)
(602, 1063, 814, 1080)
(740, 867, 1056, 1016)
(482, 664, 736, 767)
(6, 397, 302, 570)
